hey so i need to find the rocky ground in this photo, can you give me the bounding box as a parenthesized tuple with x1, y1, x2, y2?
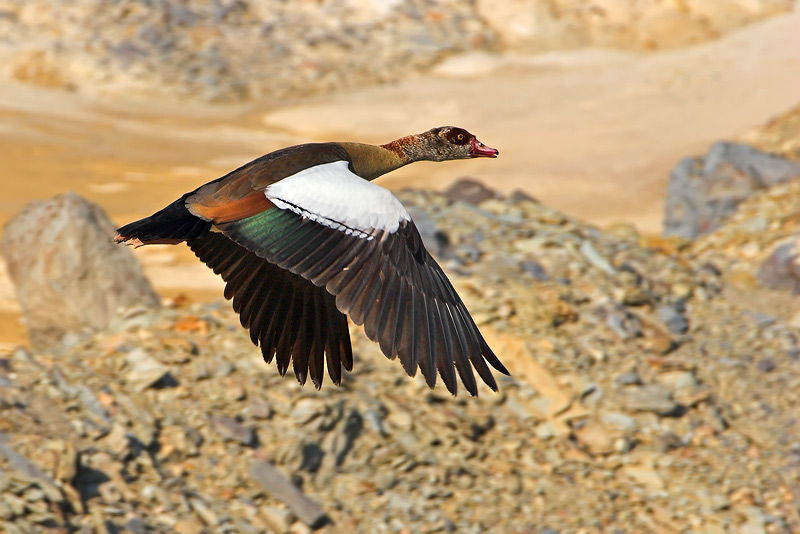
(1, 4, 799, 531)
(2, 174, 800, 533)
(0, 0, 792, 101)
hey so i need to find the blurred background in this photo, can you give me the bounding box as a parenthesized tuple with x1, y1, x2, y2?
(1, 1, 800, 533)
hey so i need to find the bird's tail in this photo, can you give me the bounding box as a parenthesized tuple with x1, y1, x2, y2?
(115, 195, 212, 248)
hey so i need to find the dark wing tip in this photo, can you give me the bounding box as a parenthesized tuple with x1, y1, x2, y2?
(481, 339, 509, 376)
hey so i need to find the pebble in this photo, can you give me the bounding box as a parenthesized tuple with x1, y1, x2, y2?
(614, 371, 643, 386)
(260, 505, 294, 534)
(579, 240, 616, 275)
(210, 415, 256, 447)
(124, 348, 172, 391)
(658, 304, 690, 334)
(520, 259, 550, 281)
(756, 358, 776, 373)
(601, 412, 637, 433)
(290, 398, 326, 425)
(622, 385, 681, 416)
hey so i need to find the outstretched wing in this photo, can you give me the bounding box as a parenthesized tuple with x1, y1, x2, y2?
(214, 160, 508, 396)
(188, 232, 353, 389)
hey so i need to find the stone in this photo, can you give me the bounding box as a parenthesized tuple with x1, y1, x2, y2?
(622, 465, 665, 492)
(260, 505, 294, 534)
(573, 420, 615, 456)
(124, 348, 173, 391)
(249, 461, 329, 528)
(124, 518, 147, 534)
(621, 385, 681, 416)
(600, 412, 637, 433)
(614, 371, 643, 386)
(663, 142, 800, 239)
(520, 259, 550, 281)
(0, 192, 159, 349)
(755, 358, 776, 373)
(189, 497, 218, 526)
(579, 240, 615, 275)
(174, 518, 204, 534)
(210, 415, 256, 447)
(657, 371, 697, 391)
(534, 422, 557, 441)
(658, 304, 690, 334)
(757, 238, 800, 293)
(244, 396, 273, 420)
(290, 398, 326, 426)
(443, 178, 498, 205)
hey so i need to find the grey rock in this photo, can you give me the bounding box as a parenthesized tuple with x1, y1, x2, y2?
(3, 492, 27, 516)
(663, 142, 800, 238)
(579, 240, 615, 275)
(77, 386, 112, 424)
(756, 358, 777, 373)
(534, 422, 557, 441)
(124, 518, 148, 534)
(189, 496, 219, 526)
(249, 460, 329, 528)
(757, 239, 800, 293)
(621, 385, 681, 416)
(658, 303, 690, 334)
(210, 415, 256, 447)
(657, 371, 698, 391)
(599, 304, 642, 339)
(244, 396, 273, 420)
(451, 243, 482, 263)
(614, 371, 643, 386)
(375, 472, 398, 491)
(520, 259, 550, 281)
(0, 435, 62, 502)
(443, 178, 498, 205)
(601, 412, 637, 432)
(363, 405, 388, 437)
(214, 360, 235, 377)
(260, 505, 294, 533)
(0, 192, 159, 350)
(508, 189, 539, 204)
(124, 348, 173, 391)
(290, 398, 326, 426)
(0, 498, 12, 520)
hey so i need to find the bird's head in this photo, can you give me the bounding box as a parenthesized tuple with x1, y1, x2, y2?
(419, 126, 499, 161)
(387, 126, 498, 163)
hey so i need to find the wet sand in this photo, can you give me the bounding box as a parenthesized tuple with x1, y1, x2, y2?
(1, 9, 798, 347)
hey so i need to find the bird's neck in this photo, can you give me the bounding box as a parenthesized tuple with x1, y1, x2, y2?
(340, 135, 427, 181)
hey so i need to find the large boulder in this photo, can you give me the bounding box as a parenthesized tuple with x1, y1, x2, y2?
(1, 192, 159, 350)
(663, 142, 800, 239)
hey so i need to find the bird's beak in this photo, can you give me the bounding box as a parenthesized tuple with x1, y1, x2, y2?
(469, 137, 499, 158)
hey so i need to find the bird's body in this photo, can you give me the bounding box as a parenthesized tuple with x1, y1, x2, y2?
(116, 126, 507, 396)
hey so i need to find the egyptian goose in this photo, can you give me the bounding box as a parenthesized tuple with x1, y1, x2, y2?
(116, 126, 507, 396)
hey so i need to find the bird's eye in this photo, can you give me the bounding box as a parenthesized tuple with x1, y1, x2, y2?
(457, 134, 464, 141)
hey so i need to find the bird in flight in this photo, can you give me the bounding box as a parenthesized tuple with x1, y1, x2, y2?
(116, 126, 508, 396)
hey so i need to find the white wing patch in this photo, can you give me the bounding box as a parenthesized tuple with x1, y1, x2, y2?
(265, 160, 411, 238)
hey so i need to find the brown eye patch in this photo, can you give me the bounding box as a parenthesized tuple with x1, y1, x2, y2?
(445, 127, 471, 145)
